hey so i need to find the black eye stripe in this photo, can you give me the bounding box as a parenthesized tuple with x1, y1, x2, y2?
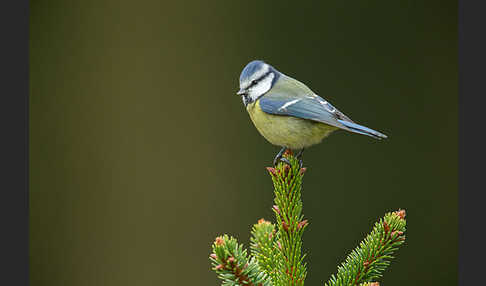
(251, 71, 272, 87)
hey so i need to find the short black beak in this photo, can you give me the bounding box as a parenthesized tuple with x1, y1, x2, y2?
(236, 89, 246, 96)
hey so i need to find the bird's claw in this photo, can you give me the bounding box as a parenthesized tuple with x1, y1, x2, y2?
(273, 147, 304, 168)
(296, 148, 305, 169)
(273, 156, 291, 167)
(273, 147, 291, 167)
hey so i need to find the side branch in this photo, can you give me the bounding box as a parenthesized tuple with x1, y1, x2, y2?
(210, 235, 272, 286)
(324, 210, 407, 286)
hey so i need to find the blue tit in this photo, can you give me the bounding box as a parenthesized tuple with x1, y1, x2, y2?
(236, 60, 387, 166)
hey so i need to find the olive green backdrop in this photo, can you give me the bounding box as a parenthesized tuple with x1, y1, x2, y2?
(30, 1, 457, 285)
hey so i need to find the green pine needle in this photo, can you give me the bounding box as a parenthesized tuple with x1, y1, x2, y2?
(210, 234, 273, 286)
(324, 210, 407, 286)
(209, 151, 407, 286)
(266, 151, 308, 286)
(250, 219, 280, 284)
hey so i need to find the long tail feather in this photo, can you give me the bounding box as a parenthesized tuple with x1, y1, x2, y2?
(337, 120, 388, 140)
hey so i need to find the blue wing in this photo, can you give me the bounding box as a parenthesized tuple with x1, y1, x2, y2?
(259, 90, 387, 139)
(259, 94, 347, 128)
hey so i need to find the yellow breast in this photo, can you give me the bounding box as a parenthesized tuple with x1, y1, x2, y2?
(246, 100, 337, 149)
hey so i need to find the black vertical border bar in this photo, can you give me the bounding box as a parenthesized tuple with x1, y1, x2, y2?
(459, 1, 485, 285)
(0, 0, 485, 285)
(0, 1, 29, 285)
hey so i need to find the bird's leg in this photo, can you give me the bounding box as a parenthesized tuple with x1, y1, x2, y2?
(273, 146, 291, 167)
(296, 148, 305, 168)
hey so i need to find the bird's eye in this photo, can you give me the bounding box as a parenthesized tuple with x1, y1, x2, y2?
(251, 80, 258, 85)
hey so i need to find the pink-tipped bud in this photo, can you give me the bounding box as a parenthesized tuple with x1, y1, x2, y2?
(214, 264, 224, 270)
(266, 167, 277, 176)
(297, 219, 308, 230)
(394, 209, 406, 220)
(227, 256, 235, 264)
(273, 205, 280, 214)
(210, 253, 217, 260)
(391, 231, 404, 238)
(277, 241, 282, 250)
(299, 167, 307, 175)
(214, 236, 225, 246)
(282, 221, 289, 232)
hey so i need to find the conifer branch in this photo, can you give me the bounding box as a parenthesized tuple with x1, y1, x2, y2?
(250, 219, 280, 284)
(360, 282, 380, 286)
(210, 235, 273, 286)
(209, 152, 407, 286)
(266, 150, 308, 286)
(324, 210, 407, 286)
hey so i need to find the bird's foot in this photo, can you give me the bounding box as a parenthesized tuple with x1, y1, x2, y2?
(273, 147, 292, 167)
(275, 157, 291, 167)
(296, 148, 305, 169)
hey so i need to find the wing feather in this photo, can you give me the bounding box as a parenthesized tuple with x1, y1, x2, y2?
(257, 74, 387, 139)
(259, 95, 348, 129)
(258, 74, 352, 129)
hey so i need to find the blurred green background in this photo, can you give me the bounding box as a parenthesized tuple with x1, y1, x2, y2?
(30, 1, 457, 285)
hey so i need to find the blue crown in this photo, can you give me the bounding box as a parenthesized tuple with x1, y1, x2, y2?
(239, 60, 266, 83)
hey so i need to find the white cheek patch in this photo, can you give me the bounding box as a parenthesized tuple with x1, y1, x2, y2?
(248, 72, 275, 101)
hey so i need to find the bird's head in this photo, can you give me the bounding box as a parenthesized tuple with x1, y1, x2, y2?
(237, 60, 279, 106)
